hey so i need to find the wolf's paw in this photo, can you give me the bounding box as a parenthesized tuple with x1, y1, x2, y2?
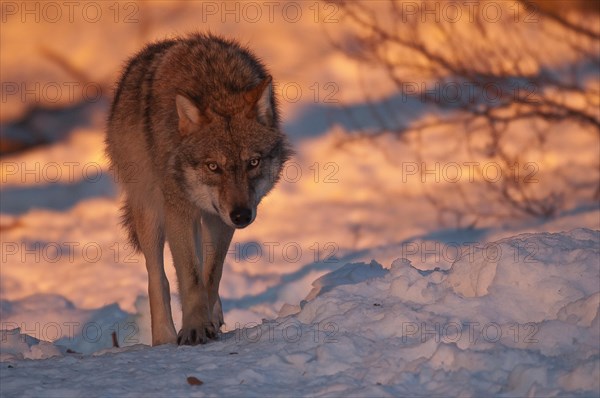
(211, 319, 224, 334)
(210, 310, 224, 335)
(210, 298, 225, 333)
(177, 323, 218, 346)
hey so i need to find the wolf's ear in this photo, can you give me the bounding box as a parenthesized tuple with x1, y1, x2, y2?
(176, 94, 210, 135)
(244, 75, 273, 125)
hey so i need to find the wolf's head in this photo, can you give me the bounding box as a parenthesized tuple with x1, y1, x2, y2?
(173, 76, 291, 228)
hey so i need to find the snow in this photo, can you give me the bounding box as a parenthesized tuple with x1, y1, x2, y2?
(1, 1, 599, 396)
(1, 229, 598, 396)
(1, 294, 132, 358)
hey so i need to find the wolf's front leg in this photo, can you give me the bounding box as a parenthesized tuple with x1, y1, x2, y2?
(165, 207, 214, 345)
(200, 212, 234, 333)
(129, 201, 177, 346)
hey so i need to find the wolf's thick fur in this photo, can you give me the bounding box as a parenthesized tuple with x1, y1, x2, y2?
(106, 33, 291, 345)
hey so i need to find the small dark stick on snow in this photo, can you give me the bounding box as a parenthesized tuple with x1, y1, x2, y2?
(187, 376, 203, 386)
(111, 331, 119, 348)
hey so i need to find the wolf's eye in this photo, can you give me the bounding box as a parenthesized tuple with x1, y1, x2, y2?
(249, 158, 261, 168)
(206, 162, 219, 172)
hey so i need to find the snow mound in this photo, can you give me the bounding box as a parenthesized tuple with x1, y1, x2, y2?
(306, 260, 387, 301)
(0, 329, 65, 361)
(1, 229, 598, 397)
(1, 294, 134, 355)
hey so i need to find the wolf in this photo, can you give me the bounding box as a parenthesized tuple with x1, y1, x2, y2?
(105, 33, 291, 346)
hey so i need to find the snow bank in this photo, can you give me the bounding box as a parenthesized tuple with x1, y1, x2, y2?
(1, 229, 598, 396)
(0, 329, 65, 361)
(1, 294, 133, 357)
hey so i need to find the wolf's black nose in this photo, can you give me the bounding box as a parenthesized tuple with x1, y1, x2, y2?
(230, 207, 252, 227)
